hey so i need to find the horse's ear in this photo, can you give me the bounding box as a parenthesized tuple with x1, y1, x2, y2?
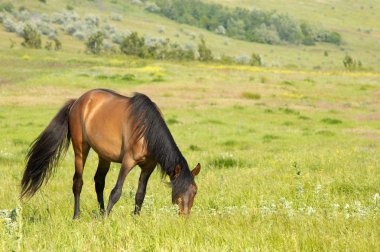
(191, 163, 201, 177)
(174, 164, 181, 179)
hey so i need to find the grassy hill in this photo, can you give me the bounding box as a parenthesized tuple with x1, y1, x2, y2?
(1, 0, 379, 70)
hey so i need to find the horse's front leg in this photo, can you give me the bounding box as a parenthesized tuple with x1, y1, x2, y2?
(134, 162, 156, 215)
(106, 157, 135, 216)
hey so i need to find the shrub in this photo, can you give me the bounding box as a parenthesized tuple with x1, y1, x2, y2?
(215, 25, 226, 35)
(250, 52, 262, 66)
(145, 2, 160, 12)
(53, 38, 62, 50)
(18, 10, 31, 22)
(48, 32, 58, 40)
(158, 25, 165, 34)
(84, 15, 99, 27)
(111, 30, 130, 44)
(37, 22, 55, 35)
(64, 22, 77, 35)
(52, 13, 65, 24)
(251, 24, 281, 44)
(2, 15, 17, 32)
(41, 14, 50, 23)
(86, 31, 104, 54)
(120, 32, 147, 58)
(343, 55, 362, 71)
(45, 41, 52, 50)
(236, 54, 250, 65)
(219, 54, 235, 64)
(73, 31, 85, 40)
(21, 24, 42, 49)
(197, 38, 213, 61)
(0, 2, 14, 13)
(110, 13, 122, 21)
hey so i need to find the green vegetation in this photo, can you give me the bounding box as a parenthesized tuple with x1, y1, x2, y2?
(343, 55, 363, 71)
(85, 31, 104, 54)
(0, 0, 379, 251)
(152, 0, 341, 45)
(21, 24, 42, 49)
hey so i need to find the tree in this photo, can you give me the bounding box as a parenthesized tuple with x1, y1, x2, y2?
(120, 32, 147, 58)
(86, 32, 104, 54)
(197, 38, 213, 61)
(250, 53, 262, 66)
(21, 24, 42, 49)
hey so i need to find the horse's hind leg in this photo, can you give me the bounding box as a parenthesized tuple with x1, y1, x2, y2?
(94, 157, 110, 214)
(134, 161, 156, 215)
(72, 142, 90, 220)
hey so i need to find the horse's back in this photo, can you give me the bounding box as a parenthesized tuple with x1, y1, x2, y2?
(69, 89, 132, 162)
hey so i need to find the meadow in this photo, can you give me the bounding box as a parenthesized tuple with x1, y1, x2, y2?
(1, 0, 380, 251)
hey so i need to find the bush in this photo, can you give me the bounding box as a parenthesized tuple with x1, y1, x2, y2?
(73, 31, 85, 40)
(45, 41, 52, 50)
(37, 22, 55, 35)
(197, 38, 213, 61)
(219, 54, 235, 64)
(0, 2, 14, 12)
(84, 15, 99, 27)
(86, 32, 104, 54)
(110, 14, 123, 21)
(52, 13, 65, 24)
(343, 55, 362, 71)
(21, 24, 42, 49)
(54, 38, 62, 50)
(66, 5, 74, 11)
(120, 32, 147, 57)
(2, 15, 17, 32)
(235, 54, 250, 65)
(18, 10, 31, 22)
(250, 52, 262, 66)
(145, 2, 160, 12)
(64, 22, 77, 35)
(215, 25, 226, 35)
(251, 24, 281, 45)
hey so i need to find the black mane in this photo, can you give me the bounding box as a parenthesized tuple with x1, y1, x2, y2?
(129, 93, 194, 202)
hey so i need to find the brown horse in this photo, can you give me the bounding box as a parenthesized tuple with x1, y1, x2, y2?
(21, 89, 201, 219)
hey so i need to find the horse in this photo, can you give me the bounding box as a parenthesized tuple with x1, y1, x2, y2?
(21, 89, 201, 219)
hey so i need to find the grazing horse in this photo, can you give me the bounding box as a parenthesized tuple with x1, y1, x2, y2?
(21, 89, 201, 219)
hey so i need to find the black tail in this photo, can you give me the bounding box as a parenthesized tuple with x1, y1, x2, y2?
(20, 99, 76, 199)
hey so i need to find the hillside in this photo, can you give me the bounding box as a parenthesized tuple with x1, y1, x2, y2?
(0, 0, 379, 70)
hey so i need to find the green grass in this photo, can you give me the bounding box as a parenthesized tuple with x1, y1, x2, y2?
(0, 0, 380, 251)
(241, 91, 261, 100)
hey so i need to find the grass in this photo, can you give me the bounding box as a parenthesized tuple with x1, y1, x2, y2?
(0, 0, 379, 251)
(241, 91, 261, 100)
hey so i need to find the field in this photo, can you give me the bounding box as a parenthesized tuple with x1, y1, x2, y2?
(1, 0, 380, 251)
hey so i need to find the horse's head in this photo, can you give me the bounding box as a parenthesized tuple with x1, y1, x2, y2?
(173, 163, 201, 215)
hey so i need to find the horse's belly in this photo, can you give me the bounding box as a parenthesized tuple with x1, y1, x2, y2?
(87, 133, 123, 163)
(85, 112, 125, 163)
